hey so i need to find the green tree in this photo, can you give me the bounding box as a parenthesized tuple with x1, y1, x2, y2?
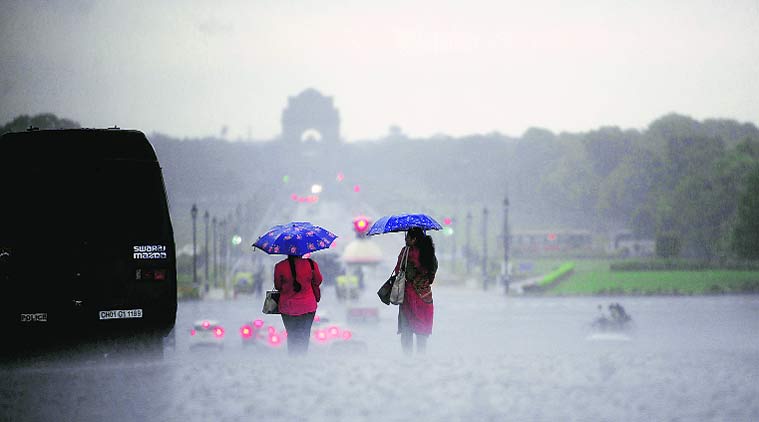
(0, 113, 80, 134)
(597, 145, 662, 230)
(656, 231, 682, 258)
(582, 126, 637, 177)
(731, 164, 759, 259)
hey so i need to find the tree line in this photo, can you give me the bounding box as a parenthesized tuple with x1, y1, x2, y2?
(3, 112, 758, 260)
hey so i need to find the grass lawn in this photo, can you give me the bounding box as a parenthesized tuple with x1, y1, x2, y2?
(550, 268, 759, 295)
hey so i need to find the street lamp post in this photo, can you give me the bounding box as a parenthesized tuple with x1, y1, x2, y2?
(191, 204, 198, 287)
(219, 219, 226, 285)
(204, 210, 209, 284)
(451, 215, 457, 272)
(482, 207, 488, 290)
(466, 212, 472, 274)
(503, 196, 510, 295)
(212, 216, 217, 288)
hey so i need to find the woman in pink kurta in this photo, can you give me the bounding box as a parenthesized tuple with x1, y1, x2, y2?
(393, 227, 437, 354)
(274, 255, 322, 355)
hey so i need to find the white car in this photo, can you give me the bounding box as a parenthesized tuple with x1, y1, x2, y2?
(239, 318, 286, 349)
(239, 313, 364, 352)
(189, 319, 225, 350)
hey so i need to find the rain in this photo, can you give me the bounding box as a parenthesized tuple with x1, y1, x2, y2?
(2, 1, 759, 421)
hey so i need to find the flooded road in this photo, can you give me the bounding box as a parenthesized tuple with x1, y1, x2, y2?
(2, 286, 759, 421)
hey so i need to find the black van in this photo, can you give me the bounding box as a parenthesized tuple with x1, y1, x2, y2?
(0, 128, 176, 355)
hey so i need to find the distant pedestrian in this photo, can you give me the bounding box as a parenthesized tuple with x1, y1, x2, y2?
(274, 255, 323, 355)
(393, 227, 437, 354)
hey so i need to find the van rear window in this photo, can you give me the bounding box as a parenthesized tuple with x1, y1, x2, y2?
(1, 161, 170, 243)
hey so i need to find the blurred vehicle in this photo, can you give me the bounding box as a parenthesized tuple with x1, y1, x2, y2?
(239, 313, 366, 352)
(311, 314, 367, 352)
(335, 273, 361, 302)
(345, 307, 380, 324)
(189, 320, 225, 350)
(0, 128, 177, 357)
(239, 318, 285, 349)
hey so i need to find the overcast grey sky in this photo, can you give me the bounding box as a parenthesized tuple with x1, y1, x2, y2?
(1, 0, 757, 141)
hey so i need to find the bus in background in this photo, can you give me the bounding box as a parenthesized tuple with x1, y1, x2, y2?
(0, 128, 176, 358)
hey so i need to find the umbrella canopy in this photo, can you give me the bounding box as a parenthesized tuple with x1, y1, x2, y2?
(366, 213, 443, 236)
(252, 221, 337, 256)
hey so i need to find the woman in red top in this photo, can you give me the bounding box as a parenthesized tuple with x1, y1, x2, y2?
(274, 255, 323, 355)
(393, 227, 437, 354)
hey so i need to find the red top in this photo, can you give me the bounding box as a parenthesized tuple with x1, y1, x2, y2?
(274, 257, 323, 316)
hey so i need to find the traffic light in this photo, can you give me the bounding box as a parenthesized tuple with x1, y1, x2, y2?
(353, 216, 370, 235)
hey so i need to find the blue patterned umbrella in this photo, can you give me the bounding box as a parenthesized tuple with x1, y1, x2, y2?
(252, 222, 338, 256)
(366, 213, 443, 236)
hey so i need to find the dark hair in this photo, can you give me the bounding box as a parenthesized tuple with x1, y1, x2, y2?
(287, 255, 302, 292)
(407, 227, 438, 273)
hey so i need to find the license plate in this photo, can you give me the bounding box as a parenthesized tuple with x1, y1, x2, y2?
(99, 308, 143, 320)
(20, 313, 48, 322)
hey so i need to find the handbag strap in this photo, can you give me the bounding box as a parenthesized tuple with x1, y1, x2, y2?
(400, 246, 410, 271)
(288, 256, 302, 292)
(390, 247, 410, 278)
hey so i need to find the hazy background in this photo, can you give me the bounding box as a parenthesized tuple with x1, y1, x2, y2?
(1, 0, 758, 141)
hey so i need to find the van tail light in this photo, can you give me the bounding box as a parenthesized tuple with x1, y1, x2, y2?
(214, 327, 225, 338)
(135, 268, 168, 280)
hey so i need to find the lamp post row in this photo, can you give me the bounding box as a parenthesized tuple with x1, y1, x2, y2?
(191, 204, 232, 292)
(456, 195, 509, 293)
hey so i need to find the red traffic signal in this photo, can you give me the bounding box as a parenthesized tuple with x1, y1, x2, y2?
(353, 216, 370, 234)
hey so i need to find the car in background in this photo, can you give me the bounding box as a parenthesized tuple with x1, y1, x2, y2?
(189, 319, 225, 350)
(311, 314, 355, 345)
(239, 313, 364, 352)
(239, 318, 286, 349)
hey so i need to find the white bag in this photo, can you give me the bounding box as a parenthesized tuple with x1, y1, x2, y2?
(389, 247, 409, 305)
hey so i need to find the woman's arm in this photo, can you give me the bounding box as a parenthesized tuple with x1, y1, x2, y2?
(312, 260, 323, 286)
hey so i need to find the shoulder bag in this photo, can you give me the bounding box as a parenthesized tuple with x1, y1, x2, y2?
(262, 289, 280, 314)
(389, 247, 409, 305)
(377, 274, 394, 305)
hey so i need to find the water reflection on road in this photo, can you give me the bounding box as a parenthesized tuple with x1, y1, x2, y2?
(2, 287, 759, 421)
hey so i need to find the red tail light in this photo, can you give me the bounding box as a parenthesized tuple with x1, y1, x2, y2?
(214, 327, 225, 338)
(202, 320, 210, 329)
(314, 330, 328, 342)
(269, 334, 281, 346)
(328, 326, 340, 337)
(268, 326, 276, 335)
(190, 329, 196, 336)
(240, 325, 252, 339)
(253, 319, 264, 328)
(342, 330, 352, 340)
